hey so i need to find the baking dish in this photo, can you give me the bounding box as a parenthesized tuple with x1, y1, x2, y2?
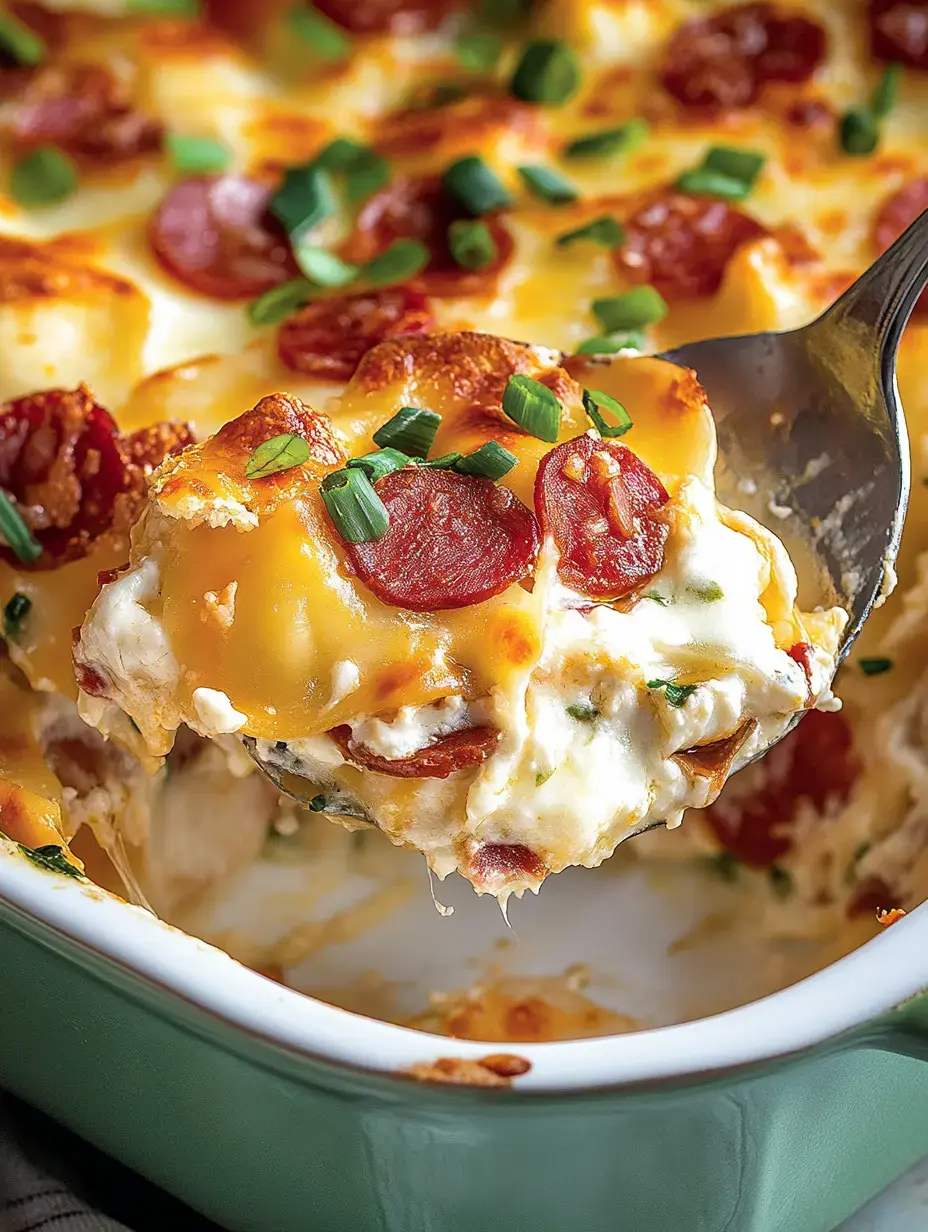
(2, 841, 928, 1232)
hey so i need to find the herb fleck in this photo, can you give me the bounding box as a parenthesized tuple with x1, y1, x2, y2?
(644, 591, 669, 606)
(688, 581, 723, 602)
(859, 656, 892, 676)
(566, 701, 599, 721)
(647, 679, 697, 707)
(768, 864, 793, 899)
(535, 768, 554, 787)
(708, 851, 739, 882)
(17, 843, 83, 879)
(3, 592, 31, 640)
(245, 433, 312, 480)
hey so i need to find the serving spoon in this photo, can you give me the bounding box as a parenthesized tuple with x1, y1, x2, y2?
(248, 209, 928, 812)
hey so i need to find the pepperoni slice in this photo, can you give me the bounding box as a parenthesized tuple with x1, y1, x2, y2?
(470, 843, 548, 890)
(344, 176, 514, 298)
(329, 723, 500, 778)
(277, 286, 435, 381)
(149, 175, 299, 300)
(873, 179, 928, 317)
(0, 387, 127, 568)
(660, 3, 827, 110)
(704, 710, 859, 867)
(616, 192, 768, 300)
(535, 435, 670, 601)
(314, 0, 461, 34)
(869, 0, 928, 69)
(337, 468, 540, 611)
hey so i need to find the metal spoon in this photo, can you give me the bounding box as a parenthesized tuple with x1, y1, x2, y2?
(248, 210, 928, 809)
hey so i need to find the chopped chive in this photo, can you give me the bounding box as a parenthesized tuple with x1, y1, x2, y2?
(308, 794, 327, 811)
(555, 215, 624, 249)
(246, 278, 313, 327)
(859, 656, 893, 675)
(0, 492, 41, 563)
(676, 169, 752, 201)
(245, 433, 312, 479)
(501, 374, 561, 442)
(347, 448, 412, 482)
(564, 118, 649, 160)
(582, 388, 633, 438)
(363, 238, 430, 286)
(455, 441, 518, 480)
(165, 133, 230, 175)
(270, 164, 335, 241)
(418, 452, 463, 469)
(455, 30, 501, 71)
(677, 145, 766, 200)
(768, 864, 793, 899)
(18, 843, 83, 879)
(575, 331, 645, 355)
(313, 139, 391, 204)
(127, 0, 201, 12)
(566, 701, 599, 721)
(442, 155, 512, 216)
(872, 62, 902, 119)
(10, 147, 77, 207)
(287, 4, 353, 61)
(373, 407, 441, 456)
(293, 244, 359, 287)
(839, 106, 879, 156)
(3, 592, 31, 640)
(709, 850, 739, 882)
(517, 163, 578, 205)
(535, 768, 554, 787)
(592, 286, 667, 332)
(688, 581, 724, 602)
(510, 39, 580, 105)
(647, 679, 697, 707)
(447, 219, 498, 270)
(0, 11, 46, 65)
(312, 137, 369, 171)
(321, 467, 390, 543)
(644, 590, 669, 606)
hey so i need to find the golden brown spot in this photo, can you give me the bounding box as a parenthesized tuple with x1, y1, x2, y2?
(375, 661, 426, 700)
(404, 1054, 530, 1088)
(491, 611, 539, 667)
(877, 907, 906, 927)
(672, 720, 757, 798)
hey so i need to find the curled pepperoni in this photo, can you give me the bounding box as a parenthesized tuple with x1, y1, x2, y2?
(873, 179, 928, 317)
(617, 192, 768, 300)
(338, 468, 540, 611)
(660, 3, 827, 110)
(470, 843, 548, 890)
(704, 710, 859, 868)
(149, 175, 299, 300)
(869, 0, 928, 69)
(314, 0, 461, 34)
(329, 724, 500, 778)
(344, 176, 514, 298)
(535, 435, 669, 601)
(277, 286, 435, 381)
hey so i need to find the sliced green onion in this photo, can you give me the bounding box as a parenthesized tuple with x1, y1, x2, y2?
(592, 286, 668, 332)
(447, 219, 498, 270)
(455, 30, 501, 71)
(313, 137, 367, 171)
(287, 4, 353, 61)
(320, 468, 390, 543)
(270, 164, 335, 241)
(442, 155, 512, 216)
(688, 581, 724, 602)
(363, 238, 430, 286)
(17, 843, 83, 880)
(313, 138, 391, 204)
(510, 39, 580, 105)
(3, 592, 31, 641)
(647, 679, 697, 707)
(501, 374, 561, 442)
(517, 163, 577, 206)
(566, 701, 599, 721)
(418, 452, 463, 470)
(372, 407, 441, 456)
(676, 169, 753, 201)
(859, 656, 893, 675)
(479, 0, 531, 23)
(346, 448, 412, 482)
(10, 147, 77, 208)
(165, 133, 230, 175)
(293, 244, 359, 288)
(575, 331, 645, 355)
(555, 215, 625, 249)
(535, 768, 554, 787)
(582, 388, 633, 438)
(455, 441, 518, 480)
(0, 492, 41, 564)
(564, 118, 649, 160)
(127, 0, 201, 12)
(839, 106, 879, 156)
(0, 11, 46, 65)
(872, 62, 902, 119)
(245, 433, 312, 479)
(709, 851, 739, 882)
(246, 278, 313, 327)
(644, 590, 669, 606)
(768, 865, 793, 899)
(676, 146, 765, 201)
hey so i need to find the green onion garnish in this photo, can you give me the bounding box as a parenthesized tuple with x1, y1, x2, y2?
(455, 30, 501, 71)
(0, 492, 41, 564)
(839, 108, 879, 156)
(676, 145, 766, 202)
(346, 448, 412, 482)
(555, 216, 625, 249)
(246, 278, 313, 327)
(859, 656, 893, 675)
(647, 679, 697, 707)
(313, 139, 390, 204)
(566, 701, 599, 721)
(321, 468, 390, 543)
(688, 581, 724, 602)
(418, 452, 463, 469)
(644, 591, 669, 606)
(592, 286, 668, 332)
(363, 238, 430, 286)
(373, 407, 441, 456)
(517, 164, 577, 205)
(18, 843, 83, 880)
(510, 39, 580, 105)
(245, 433, 312, 479)
(442, 156, 512, 216)
(269, 164, 335, 240)
(768, 865, 793, 899)
(293, 244, 359, 288)
(564, 118, 649, 160)
(575, 331, 645, 355)
(3, 592, 31, 640)
(447, 219, 498, 270)
(872, 62, 902, 118)
(582, 388, 632, 438)
(127, 0, 201, 12)
(10, 147, 78, 208)
(676, 169, 753, 201)
(479, 0, 530, 23)
(313, 137, 368, 171)
(455, 441, 518, 480)
(287, 4, 353, 61)
(165, 133, 230, 175)
(501, 374, 561, 442)
(709, 851, 739, 882)
(0, 11, 45, 65)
